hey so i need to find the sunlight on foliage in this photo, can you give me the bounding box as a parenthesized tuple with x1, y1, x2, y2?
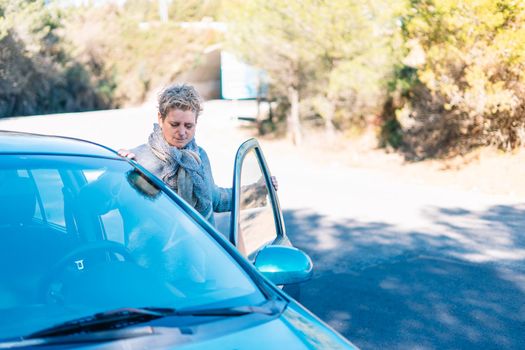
(398, 0, 525, 157)
(2, 0, 525, 159)
(222, 0, 407, 138)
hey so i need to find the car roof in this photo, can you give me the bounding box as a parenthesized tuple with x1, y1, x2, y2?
(0, 130, 118, 158)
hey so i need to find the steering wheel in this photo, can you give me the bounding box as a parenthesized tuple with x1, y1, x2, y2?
(38, 241, 135, 303)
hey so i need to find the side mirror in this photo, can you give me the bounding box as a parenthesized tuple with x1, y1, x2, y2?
(254, 246, 313, 285)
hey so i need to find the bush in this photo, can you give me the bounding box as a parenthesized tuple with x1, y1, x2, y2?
(63, 3, 222, 106)
(0, 0, 114, 118)
(395, 0, 525, 158)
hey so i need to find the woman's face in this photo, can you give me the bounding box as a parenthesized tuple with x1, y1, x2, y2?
(158, 108, 197, 149)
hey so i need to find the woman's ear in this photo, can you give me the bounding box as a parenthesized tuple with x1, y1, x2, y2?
(157, 112, 163, 127)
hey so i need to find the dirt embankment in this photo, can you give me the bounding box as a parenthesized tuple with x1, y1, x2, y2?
(257, 128, 525, 199)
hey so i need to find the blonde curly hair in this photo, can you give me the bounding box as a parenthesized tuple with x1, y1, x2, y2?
(158, 83, 203, 120)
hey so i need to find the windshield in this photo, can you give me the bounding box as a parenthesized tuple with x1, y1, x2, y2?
(0, 155, 265, 339)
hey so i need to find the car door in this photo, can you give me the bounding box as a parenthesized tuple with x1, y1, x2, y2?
(229, 139, 312, 296)
(229, 138, 290, 261)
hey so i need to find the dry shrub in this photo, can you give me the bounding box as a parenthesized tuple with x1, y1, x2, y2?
(63, 4, 222, 106)
(0, 0, 114, 118)
(394, 0, 525, 159)
(0, 30, 111, 118)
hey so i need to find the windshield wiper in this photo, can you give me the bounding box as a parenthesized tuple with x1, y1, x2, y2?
(26, 308, 167, 339)
(26, 300, 286, 340)
(169, 299, 286, 317)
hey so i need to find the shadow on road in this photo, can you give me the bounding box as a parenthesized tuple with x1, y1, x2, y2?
(284, 204, 525, 350)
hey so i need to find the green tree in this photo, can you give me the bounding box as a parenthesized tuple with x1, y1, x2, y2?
(222, 0, 405, 144)
(222, 0, 315, 144)
(307, 0, 406, 135)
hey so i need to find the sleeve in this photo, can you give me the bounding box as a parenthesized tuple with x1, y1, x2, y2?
(199, 147, 233, 213)
(78, 171, 122, 215)
(130, 144, 164, 180)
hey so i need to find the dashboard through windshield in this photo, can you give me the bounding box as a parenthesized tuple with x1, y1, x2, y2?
(0, 155, 264, 339)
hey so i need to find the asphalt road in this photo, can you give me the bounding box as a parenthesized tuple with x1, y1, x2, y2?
(1, 101, 524, 349)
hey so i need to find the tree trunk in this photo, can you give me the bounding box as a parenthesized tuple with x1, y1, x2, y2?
(287, 86, 302, 146)
(324, 102, 336, 139)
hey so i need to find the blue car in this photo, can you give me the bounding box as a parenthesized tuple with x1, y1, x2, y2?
(0, 131, 358, 349)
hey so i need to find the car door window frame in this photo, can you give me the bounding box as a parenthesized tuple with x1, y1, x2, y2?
(230, 138, 286, 254)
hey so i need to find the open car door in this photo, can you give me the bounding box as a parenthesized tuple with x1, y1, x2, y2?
(230, 138, 313, 291)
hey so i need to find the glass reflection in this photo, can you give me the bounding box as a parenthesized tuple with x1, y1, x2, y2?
(238, 150, 278, 258)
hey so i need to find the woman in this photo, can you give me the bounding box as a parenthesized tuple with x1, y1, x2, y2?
(119, 83, 277, 226)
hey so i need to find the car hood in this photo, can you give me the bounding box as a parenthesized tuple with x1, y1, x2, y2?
(12, 302, 357, 350)
(163, 304, 357, 350)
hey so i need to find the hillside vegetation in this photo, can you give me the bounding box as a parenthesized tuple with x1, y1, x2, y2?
(0, 0, 220, 117)
(1, 0, 524, 159)
(0, 0, 113, 117)
(223, 0, 525, 158)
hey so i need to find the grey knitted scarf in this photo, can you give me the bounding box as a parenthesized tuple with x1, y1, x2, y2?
(148, 123, 212, 220)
